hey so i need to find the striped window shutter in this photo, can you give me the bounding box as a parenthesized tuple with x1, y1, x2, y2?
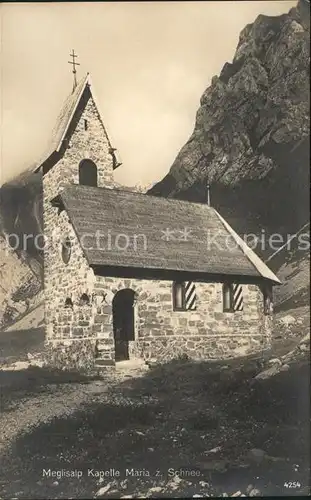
(233, 284, 243, 311)
(185, 281, 196, 310)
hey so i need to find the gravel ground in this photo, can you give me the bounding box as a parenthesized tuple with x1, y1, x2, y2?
(1, 382, 98, 453)
(0, 357, 309, 499)
(0, 363, 147, 454)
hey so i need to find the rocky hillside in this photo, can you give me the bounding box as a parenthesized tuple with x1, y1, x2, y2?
(150, 1, 309, 236)
(149, 0, 310, 308)
(268, 222, 310, 312)
(0, 170, 43, 329)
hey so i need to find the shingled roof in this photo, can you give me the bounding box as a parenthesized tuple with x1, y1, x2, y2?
(54, 184, 280, 284)
(35, 74, 121, 171)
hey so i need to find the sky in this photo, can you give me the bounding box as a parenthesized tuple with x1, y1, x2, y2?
(0, 1, 295, 188)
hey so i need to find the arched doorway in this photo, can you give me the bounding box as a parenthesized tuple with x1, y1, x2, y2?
(112, 289, 136, 361)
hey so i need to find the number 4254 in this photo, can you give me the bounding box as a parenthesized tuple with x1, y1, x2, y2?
(284, 481, 301, 488)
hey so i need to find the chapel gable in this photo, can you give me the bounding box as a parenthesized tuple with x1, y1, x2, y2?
(38, 74, 122, 201)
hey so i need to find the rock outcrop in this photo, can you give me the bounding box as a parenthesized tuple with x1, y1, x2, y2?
(149, 0, 310, 311)
(0, 170, 43, 329)
(150, 0, 309, 239)
(0, 236, 42, 328)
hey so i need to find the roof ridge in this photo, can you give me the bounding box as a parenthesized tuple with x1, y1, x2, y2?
(34, 74, 89, 170)
(63, 183, 214, 209)
(55, 73, 90, 149)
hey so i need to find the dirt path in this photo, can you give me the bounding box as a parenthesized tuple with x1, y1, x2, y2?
(0, 360, 148, 453)
(1, 383, 97, 453)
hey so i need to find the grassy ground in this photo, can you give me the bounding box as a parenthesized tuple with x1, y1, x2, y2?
(0, 353, 310, 499)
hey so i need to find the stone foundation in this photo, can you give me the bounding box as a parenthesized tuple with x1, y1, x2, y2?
(134, 334, 270, 362)
(43, 338, 98, 372)
(44, 299, 116, 370)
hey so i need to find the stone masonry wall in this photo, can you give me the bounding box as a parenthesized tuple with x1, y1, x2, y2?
(42, 88, 118, 370)
(43, 203, 100, 370)
(94, 276, 273, 363)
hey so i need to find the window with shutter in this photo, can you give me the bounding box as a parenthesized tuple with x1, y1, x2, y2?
(173, 281, 185, 310)
(223, 283, 234, 312)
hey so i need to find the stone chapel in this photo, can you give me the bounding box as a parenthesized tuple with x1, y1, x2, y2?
(34, 73, 280, 370)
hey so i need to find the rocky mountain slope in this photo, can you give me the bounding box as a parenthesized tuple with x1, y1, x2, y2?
(149, 0, 310, 308)
(268, 222, 310, 312)
(150, 1, 309, 234)
(0, 171, 43, 329)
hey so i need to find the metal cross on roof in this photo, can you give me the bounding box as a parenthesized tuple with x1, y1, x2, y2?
(68, 49, 80, 91)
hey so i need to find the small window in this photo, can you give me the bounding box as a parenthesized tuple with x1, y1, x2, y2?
(61, 237, 72, 264)
(173, 281, 185, 311)
(65, 298, 73, 308)
(223, 283, 234, 312)
(84, 119, 88, 131)
(79, 293, 90, 306)
(263, 285, 273, 315)
(173, 281, 197, 311)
